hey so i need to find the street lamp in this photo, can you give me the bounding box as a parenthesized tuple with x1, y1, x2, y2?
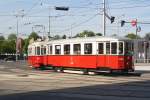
(14, 9, 25, 61)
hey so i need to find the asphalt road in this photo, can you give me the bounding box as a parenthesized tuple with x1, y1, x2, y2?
(0, 60, 150, 100)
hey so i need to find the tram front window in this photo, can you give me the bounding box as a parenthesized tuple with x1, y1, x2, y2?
(125, 42, 134, 55)
(111, 42, 117, 54)
(37, 47, 40, 55)
(119, 42, 123, 55)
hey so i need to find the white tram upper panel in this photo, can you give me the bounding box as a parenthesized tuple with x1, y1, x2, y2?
(47, 36, 131, 44)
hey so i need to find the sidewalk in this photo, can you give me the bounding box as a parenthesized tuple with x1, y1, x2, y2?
(135, 63, 150, 71)
(135, 63, 150, 66)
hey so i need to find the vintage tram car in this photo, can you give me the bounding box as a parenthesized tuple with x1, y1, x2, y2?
(28, 36, 134, 73)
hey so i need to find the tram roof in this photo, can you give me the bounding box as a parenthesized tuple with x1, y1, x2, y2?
(28, 41, 46, 47)
(47, 36, 131, 44)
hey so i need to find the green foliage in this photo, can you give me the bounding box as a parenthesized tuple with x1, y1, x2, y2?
(53, 35, 61, 40)
(23, 38, 29, 54)
(0, 36, 5, 40)
(75, 30, 96, 37)
(62, 35, 67, 39)
(29, 32, 39, 40)
(0, 40, 16, 54)
(96, 33, 102, 36)
(8, 33, 16, 40)
(125, 33, 140, 39)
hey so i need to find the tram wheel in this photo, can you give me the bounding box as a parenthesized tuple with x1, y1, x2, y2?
(59, 67, 64, 73)
(82, 69, 89, 75)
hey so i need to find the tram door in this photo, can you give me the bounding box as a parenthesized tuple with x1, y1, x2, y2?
(105, 42, 111, 67)
(43, 46, 48, 66)
(97, 42, 110, 68)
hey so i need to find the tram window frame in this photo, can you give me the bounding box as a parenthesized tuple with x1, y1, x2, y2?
(64, 44, 70, 55)
(49, 45, 52, 55)
(119, 42, 124, 55)
(73, 44, 81, 55)
(84, 43, 92, 54)
(43, 46, 46, 55)
(28, 48, 32, 55)
(37, 46, 41, 55)
(111, 42, 117, 54)
(35, 47, 36, 55)
(55, 45, 61, 55)
(98, 43, 104, 54)
(41, 45, 44, 55)
(125, 42, 133, 55)
(106, 42, 110, 54)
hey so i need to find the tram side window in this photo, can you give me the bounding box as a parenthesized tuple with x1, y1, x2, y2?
(55, 45, 61, 55)
(74, 44, 81, 55)
(98, 43, 104, 54)
(119, 42, 123, 54)
(28, 48, 32, 55)
(41, 46, 44, 55)
(84, 43, 92, 54)
(106, 43, 110, 54)
(49, 45, 52, 54)
(111, 42, 117, 54)
(37, 47, 40, 55)
(64, 44, 70, 55)
(44, 46, 46, 55)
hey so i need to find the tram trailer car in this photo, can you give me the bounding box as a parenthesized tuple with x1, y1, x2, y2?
(28, 41, 47, 68)
(28, 36, 134, 73)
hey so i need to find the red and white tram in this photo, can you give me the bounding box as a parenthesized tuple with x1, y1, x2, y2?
(28, 36, 134, 73)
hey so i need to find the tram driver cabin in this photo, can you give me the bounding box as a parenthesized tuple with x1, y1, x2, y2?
(28, 36, 134, 73)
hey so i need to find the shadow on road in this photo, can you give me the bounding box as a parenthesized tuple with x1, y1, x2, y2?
(0, 80, 150, 100)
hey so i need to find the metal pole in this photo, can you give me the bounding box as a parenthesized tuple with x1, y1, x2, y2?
(135, 19, 138, 39)
(71, 24, 73, 38)
(103, 0, 106, 36)
(135, 19, 138, 62)
(48, 7, 51, 38)
(16, 16, 18, 61)
(48, 16, 50, 38)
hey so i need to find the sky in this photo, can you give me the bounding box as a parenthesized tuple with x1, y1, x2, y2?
(0, 0, 150, 38)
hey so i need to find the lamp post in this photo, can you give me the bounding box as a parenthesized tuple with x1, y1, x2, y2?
(15, 9, 25, 61)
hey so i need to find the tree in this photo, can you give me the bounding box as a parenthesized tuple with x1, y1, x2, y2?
(62, 35, 67, 39)
(23, 38, 29, 54)
(75, 30, 95, 37)
(144, 32, 150, 40)
(125, 33, 140, 39)
(53, 35, 61, 40)
(29, 32, 39, 40)
(8, 33, 16, 40)
(0, 36, 5, 40)
(96, 33, 102, 36)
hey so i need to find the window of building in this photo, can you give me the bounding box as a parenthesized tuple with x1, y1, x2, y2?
(64, 44, 70, 54)
(98, 43, 104, 54)
(111, 42, 117, 54)
(37, 46, 40, 55)
(73, 44, 81, 55)
(119, 42, 124, 54)
(84, 43, 92, 54)
(55, 45, 61, 55)
(106, 42, 110, 54)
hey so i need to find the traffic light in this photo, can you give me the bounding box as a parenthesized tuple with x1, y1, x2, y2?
(55, 7, 69, 11)
(121, 20, 126, 27)
(110, 16, 115, 23)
